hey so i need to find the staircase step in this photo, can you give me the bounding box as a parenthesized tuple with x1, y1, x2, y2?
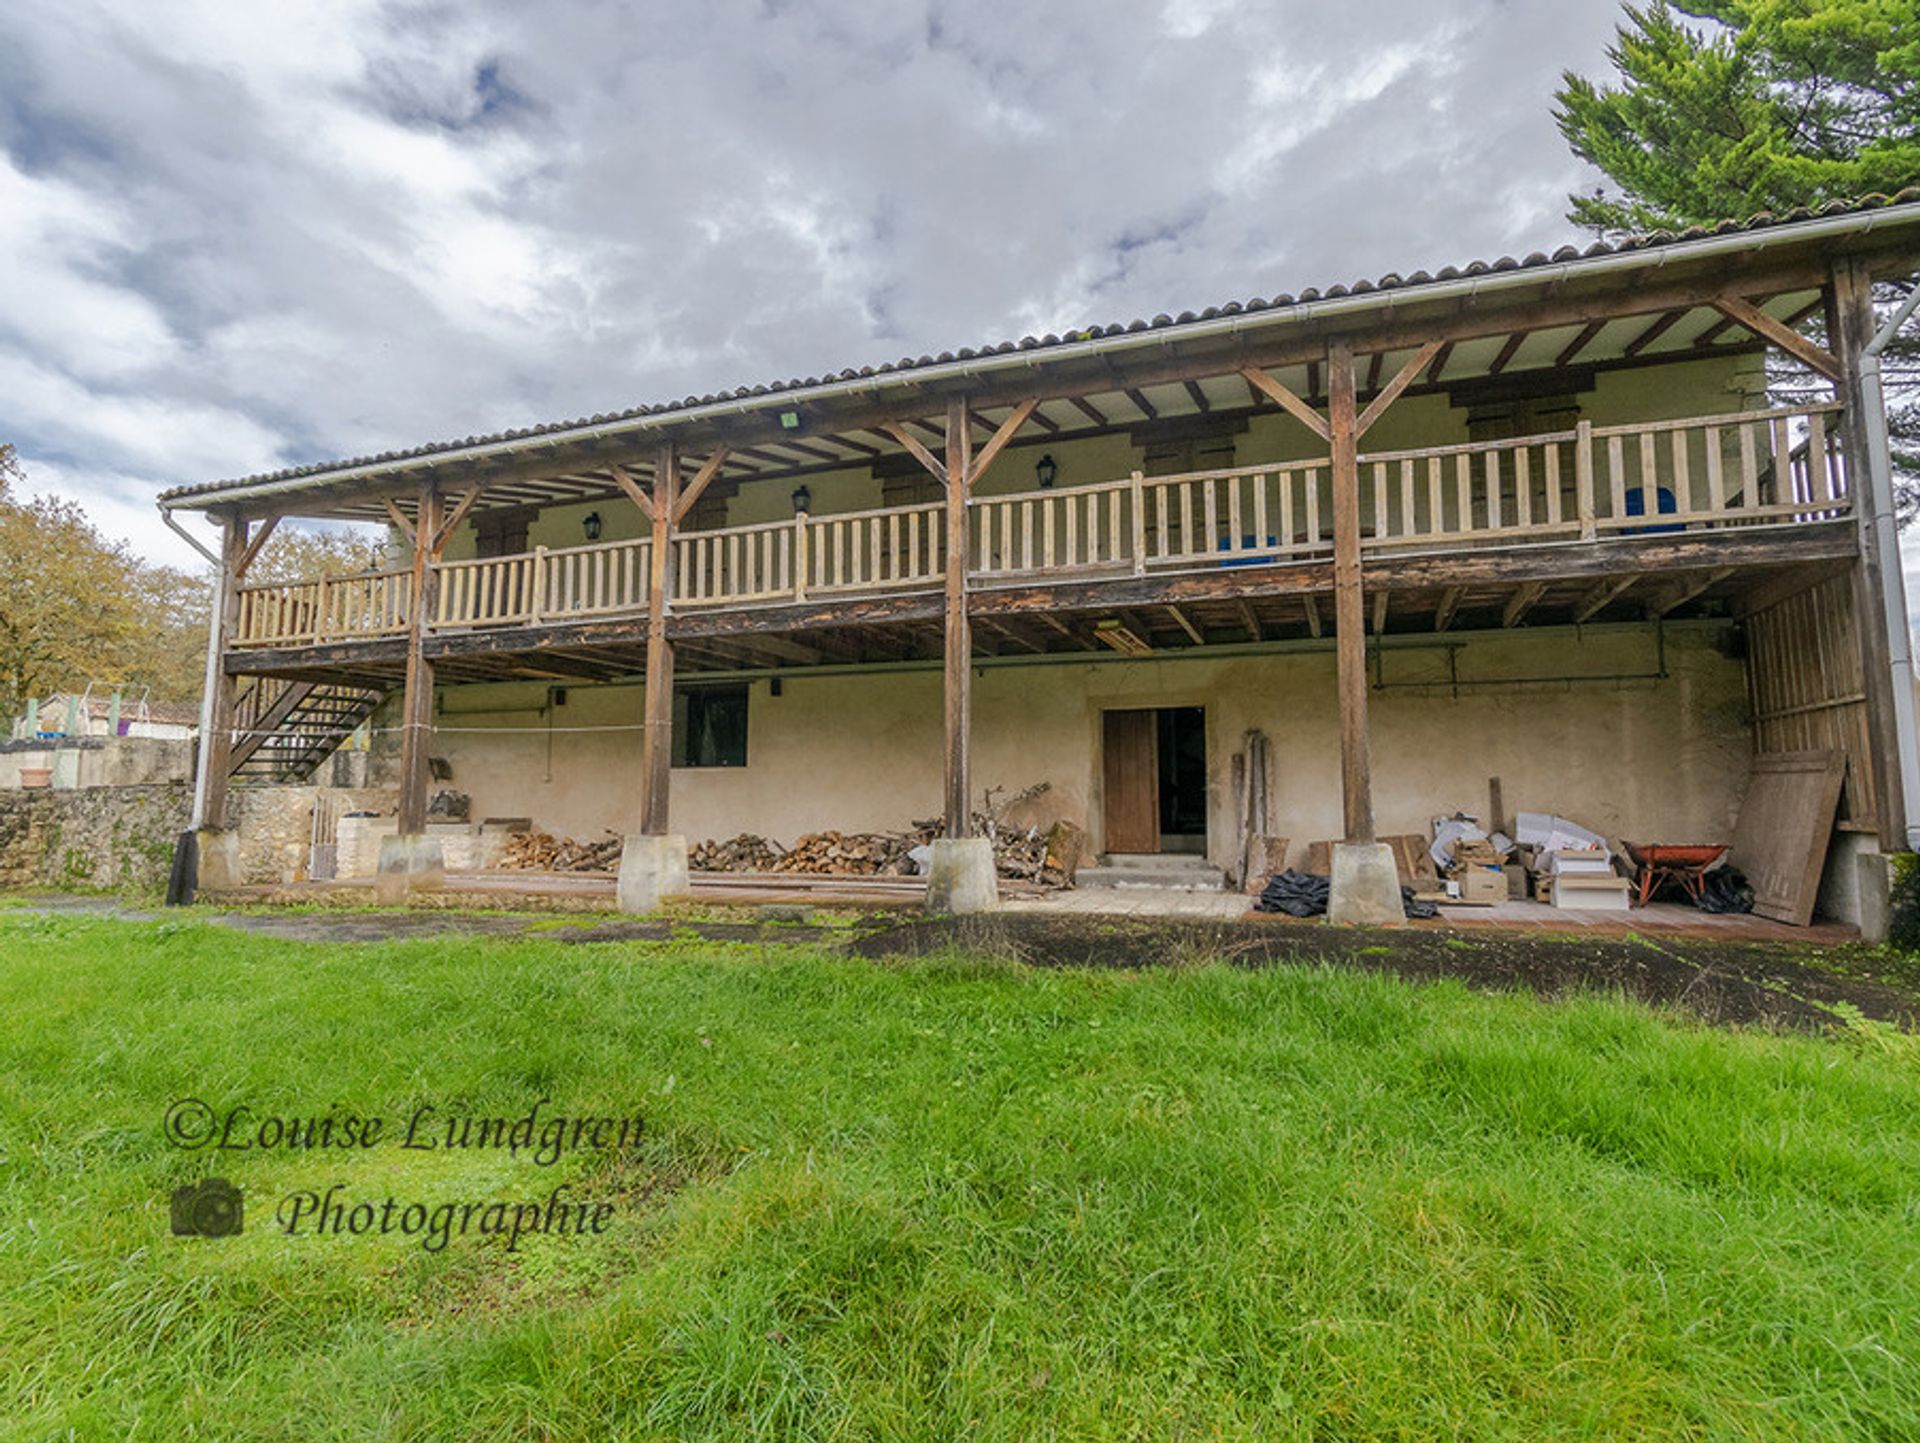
(1078, 860, 1228, 892)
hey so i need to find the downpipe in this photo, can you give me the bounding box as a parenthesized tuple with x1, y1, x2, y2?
(186, 520, 228, 834)
(1859, 285, 1920, 851)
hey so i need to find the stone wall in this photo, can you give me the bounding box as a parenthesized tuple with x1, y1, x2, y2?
(0, 785, 190, 892)
(229, 786, 398, 884)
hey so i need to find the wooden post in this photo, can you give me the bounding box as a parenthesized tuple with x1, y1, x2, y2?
(1328, 339, 1375, 843)
(395, 485, 441, 835)
(1830, 261, 1908, 850)
(943, 398, 975, 838)
(195, 515, 247, 832)
(640, 444, 679, 835)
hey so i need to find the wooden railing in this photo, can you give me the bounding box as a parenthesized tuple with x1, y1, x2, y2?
(234, 568, 413, 646)
(1356, 402, 1847, 554)
(434, 536, 653, 628)
(970, 461, 1336, 578)
(225, 404, 1851, 647)
(802, 501, 946, 597)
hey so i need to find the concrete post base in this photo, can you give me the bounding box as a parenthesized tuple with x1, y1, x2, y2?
(1855, 849, 1893, 944)
(194, 829, 242, 892)
(374, 834, 446, 903)
(926, 837, 999, 915)
(617, 834, 690, 914)
(1327, 842, 1406, 926)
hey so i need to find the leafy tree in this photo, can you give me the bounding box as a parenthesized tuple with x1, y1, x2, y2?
(1555, 2, 1920, 510)
(244, 524, 391, 585)
(0, 452, 210, 729)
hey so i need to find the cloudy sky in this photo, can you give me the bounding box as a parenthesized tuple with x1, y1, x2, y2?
(6, 0, 1647, 568)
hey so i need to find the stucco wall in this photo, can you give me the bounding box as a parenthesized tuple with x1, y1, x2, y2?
(423, 621, 1750, 867)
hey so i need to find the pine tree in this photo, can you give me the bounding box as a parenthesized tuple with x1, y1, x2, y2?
(1556, 2, 1920, 509)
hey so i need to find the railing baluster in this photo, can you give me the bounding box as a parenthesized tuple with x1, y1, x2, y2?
(1638, 432, 1658, 526)
(1771, 415, 1791, 506)
(1737, 423, 1758, 509)
(1808, 412, 1831, 505)
(1575, 420, 1595, 539)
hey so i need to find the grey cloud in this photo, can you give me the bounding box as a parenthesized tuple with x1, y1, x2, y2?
(2, 0, 1637, 568)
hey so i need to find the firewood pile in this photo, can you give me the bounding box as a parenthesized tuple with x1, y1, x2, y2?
(689, 833, 786, 871)
(770, 828, 933, 876)
(687, 811, 1080, 888)
(498, 829, 624, 872)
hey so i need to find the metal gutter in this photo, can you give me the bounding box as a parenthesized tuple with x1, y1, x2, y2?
(157, 206, 1917, 512)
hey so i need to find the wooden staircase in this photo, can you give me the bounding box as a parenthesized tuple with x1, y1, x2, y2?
(229, 677, 387, 783)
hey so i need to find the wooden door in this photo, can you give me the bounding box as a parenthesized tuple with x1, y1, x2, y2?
(1103, 709, 1160, 854)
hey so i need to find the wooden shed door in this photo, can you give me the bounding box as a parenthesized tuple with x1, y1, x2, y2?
(1103, 709, 1160, 853)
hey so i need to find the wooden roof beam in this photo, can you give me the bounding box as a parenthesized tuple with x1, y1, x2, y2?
(1555, 319, 1607, 368)
(1488, 330, 1530, 375)
(1166, 605, 1205, 645)
(1371, 590, 1388, 634)
(1433, 586, 1463, 632)
(1572, 574, 1638, 623)
(1710, 296, 1842, 381)
(1501, 579, 1547, 628)
(1240, 366, 1331, 441)
(1623, 308, 1687, 357)
(1645, 567, 1734, 619)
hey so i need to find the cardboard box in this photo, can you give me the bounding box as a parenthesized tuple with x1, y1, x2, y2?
(1550, 874, 1632, 911)
(1455, 864, 1506, 905)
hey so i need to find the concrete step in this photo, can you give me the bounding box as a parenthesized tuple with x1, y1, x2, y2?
(1079, 855, 1228, 892)
(1100, 852, 1216, 870)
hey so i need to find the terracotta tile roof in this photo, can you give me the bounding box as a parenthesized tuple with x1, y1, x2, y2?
(158, 190, 1920, 504)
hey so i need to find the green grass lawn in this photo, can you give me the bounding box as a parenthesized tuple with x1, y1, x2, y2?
(2, 911, 1918, 1441)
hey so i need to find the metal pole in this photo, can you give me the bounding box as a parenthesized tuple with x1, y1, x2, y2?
(188, 526, 232, 831)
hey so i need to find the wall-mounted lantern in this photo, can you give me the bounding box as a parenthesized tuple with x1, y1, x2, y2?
(1035, 453, 1058, 489)
(791, 484, 812, 515)
(582, 511, 604, 542)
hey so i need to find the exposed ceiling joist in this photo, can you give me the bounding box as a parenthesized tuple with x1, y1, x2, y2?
(1573, 574, 1638, 623)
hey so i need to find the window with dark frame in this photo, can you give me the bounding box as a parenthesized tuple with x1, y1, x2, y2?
(672, 684, 749, 768)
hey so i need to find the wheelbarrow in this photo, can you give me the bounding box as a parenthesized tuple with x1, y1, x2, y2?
(1622, 842, 1728, 907)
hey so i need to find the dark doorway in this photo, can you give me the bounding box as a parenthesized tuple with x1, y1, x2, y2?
(1156, 707, 1208, 853)
(1101, 706, 1207, 855)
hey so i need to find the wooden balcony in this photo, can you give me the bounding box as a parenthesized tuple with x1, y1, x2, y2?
(229, 402, 1850, 653)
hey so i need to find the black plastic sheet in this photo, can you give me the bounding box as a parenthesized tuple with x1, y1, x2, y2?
(1253, 870, 1438, 920)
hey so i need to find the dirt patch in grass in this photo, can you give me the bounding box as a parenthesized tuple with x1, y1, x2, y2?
(850, 915, 1920, 1032)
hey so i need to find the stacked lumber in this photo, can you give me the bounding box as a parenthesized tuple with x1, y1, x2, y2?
(690, 833, 786, 871)
(498, 829, 623, 872)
